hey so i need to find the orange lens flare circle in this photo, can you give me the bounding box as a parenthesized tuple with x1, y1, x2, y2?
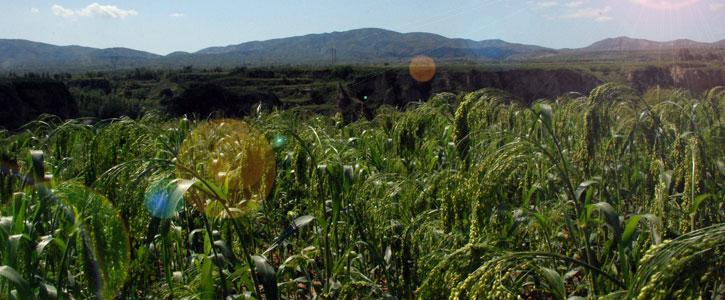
(177, 119, 276, 219)
(409, 55, 437, 83)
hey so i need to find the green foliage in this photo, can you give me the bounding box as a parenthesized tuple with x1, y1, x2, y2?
(74, 90, 148, 119)
(0, 84, 723, 299)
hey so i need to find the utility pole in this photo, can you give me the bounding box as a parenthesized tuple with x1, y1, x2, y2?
(330, 47, 337, 65)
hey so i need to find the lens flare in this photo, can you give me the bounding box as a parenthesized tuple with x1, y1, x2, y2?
(271, 135, 287, 150)
(144, 179, 193, 219)
(177, 119, 276, 219)
(409, 55, 437, 83)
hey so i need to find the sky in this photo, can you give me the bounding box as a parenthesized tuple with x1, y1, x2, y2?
(1, 0, 725, 55)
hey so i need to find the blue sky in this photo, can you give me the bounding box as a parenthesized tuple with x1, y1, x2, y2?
(1, 0, 724, 54)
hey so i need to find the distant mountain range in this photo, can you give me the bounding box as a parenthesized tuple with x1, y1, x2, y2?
(1, 28, 724, 71)
(0, 39, 160, 71)
(579, 36, 725, 52)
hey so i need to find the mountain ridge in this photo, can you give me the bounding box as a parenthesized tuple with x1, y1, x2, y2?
(581, 36, 715, 52)
(1, 28, 724, 71)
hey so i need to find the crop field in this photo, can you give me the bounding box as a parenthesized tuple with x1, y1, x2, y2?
(0, 84, 723, 299)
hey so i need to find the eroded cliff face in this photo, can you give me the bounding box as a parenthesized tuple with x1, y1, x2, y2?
(628, 65, 725, 92)
(0, 79, 78, 129)
(669, 66, 725, 92)
(347, 68, 602, 108)
(162, 83, 282, 118)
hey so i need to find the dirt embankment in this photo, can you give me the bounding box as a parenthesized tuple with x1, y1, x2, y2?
(628, 65, 725, 92)
(347, 68, 602, 108)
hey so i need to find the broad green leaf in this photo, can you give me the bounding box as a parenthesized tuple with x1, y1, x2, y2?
(29, 150, 44, 182)
(0, 265, 30, 298)
(200, 256, 214, 300)
(621, 215, 642, 249)
(293, 215, 315, 228)
(265, 215, 315, 254)
(622, 214, 662, 248)
(36, 235, 54, 254)
(40, 283, 58, 298)
(690, 194, 711, 215)
(539, 267, 566, 300)
(252, 255, 278, 300)
(575, 180, 598, 202)
(588, 202, 622, 240)
(536, 103, 553, 129)
(0, 217, 12, 234)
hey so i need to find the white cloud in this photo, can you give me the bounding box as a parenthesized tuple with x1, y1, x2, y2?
(52, 5, 75, 18)
(532, 0, 612, 22)
(630, 0, 700, 10)
(528, 0, 560, 10)
(566, 1, 585, 8)
(710, 2, 725, 11)
(170, 12, 185, 17)
(30, 8, 40, 14)
(51, 3, 137, 20)
(78, 3, 137, 19)
(562, 6, 613, 22)
(538, 1, 559, 8)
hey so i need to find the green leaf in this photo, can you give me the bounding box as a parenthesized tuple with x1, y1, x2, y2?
(621, 215, 642, 249)
(588, 202, 622, 240)
(252, 255, 278, 300)
(536, 103, 554, 129)
(575, 180, 598, 202)
(170, 179, 195, 204)
(641, 214, 662, 245)
(621, 214, 662, 248)
(200, 256, 214, 300)
(690, 194, 711, 215)
(36, 235, 54, 254)
(29, 150, 44, 182)
(0, 265, 30, 298)
(599, 291, 628, 300)
(194, 177, 227, 202)
(293, 215, 314, 228)
(265, 215, 315, 255)
(539, 267, 566, 300)
(0, 217, 12, 234)
(40, 283, 58, 298)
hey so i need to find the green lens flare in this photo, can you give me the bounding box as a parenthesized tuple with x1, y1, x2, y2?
(55, 182, 130, 299)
